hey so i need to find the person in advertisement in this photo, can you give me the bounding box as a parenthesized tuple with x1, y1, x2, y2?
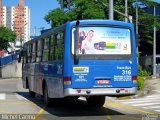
(78, 31, 86, 53)
(81, 30, 95, 54)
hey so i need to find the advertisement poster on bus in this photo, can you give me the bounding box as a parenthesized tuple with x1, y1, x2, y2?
(72, 27, 131, 55)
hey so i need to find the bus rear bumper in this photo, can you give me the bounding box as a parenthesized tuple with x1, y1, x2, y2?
(64, 87, 137, 97)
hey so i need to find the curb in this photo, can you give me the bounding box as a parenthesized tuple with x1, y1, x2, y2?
(145, 76, 160, 79)
(0, 77, 21, 80)
(116, 88, 150, 100)
(116, 77, 160, 100)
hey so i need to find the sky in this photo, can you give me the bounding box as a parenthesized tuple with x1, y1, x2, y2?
(2, 0, 160, 36)
(3, 0, 60, 36)
(152, 0, 160, 3)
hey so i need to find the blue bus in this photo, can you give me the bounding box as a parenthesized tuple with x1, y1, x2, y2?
(21, 20, 137, 107)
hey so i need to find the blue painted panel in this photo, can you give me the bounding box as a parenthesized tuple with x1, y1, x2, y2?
(35, 61, 63, 79)
(0, 53, 18, 66)
(64, 60, 136, 88)
(63, 20, 137, 89)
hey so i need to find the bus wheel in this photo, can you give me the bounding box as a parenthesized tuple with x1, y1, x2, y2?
(87, 96, 105, 107)
(44, 85, 51, 107)
(28, 89, 35, 98)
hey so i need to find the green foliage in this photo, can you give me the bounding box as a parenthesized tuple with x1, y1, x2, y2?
(55, 36, 64, 59)
(47, 0, 160, 56)
(73, 0, 106, 20)
(45, 8, 67, 28)
(138, 65, 151, 77)
(113, 0, 160, 48)
(114, 0, 133, 21)
(45, 0, 106, 27)
(0, 26, 16, 50)
(137, 65, 151, 90)
(53, 0, 159, 91)
(137, 76, 145, 90)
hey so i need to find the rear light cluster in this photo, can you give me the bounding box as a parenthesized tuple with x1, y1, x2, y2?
(63, 76, 71, 85)
(132, 76, 137, 82)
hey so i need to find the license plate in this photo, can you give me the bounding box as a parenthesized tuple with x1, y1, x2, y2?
(97, 80, 110, 84)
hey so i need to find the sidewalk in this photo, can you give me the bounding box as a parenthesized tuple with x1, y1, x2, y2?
(117, 77, 160, 100)
(142, 77, 160, 95)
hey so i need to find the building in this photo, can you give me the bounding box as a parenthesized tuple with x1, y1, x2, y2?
(0, 0, 30, 50)
(144, 5, 160, 18)
(0, 0, 6, 27)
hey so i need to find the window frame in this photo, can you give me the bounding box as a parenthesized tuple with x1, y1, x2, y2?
(71, 25, 133, 60)
(36, 40, 42, 62)
(42, 37, 50, 62)
(54, 31, 65, 61)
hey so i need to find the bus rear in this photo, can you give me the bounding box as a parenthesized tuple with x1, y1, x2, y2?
(63, 20, 137, 106)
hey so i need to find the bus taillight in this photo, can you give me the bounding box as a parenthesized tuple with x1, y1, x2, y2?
(132, 76, 137, 81)
(64, 76, 72, 85)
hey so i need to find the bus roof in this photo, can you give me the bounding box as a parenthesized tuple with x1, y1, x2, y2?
(24, 24, 66, 45)
(68, 19, 134, 28)
(25, 19, 134, 46)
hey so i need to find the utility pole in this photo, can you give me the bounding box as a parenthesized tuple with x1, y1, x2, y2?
(96, 0, 132, 22)
(153, 6, 156, 76)
(136, 0, 139, 65)
(125, 0, 128, 22)
(109, 0, 114, 20)
(136, 0, 138, 36)
(134, 0, 140, 66)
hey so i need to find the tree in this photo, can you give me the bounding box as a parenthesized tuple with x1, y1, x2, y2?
(45, 0, 106, 28)
(45, 0, 160, 55)
(113, 0, 160, 55)
(45, 8, 67, 28)
(46, 0, 160, 28)
(0, 26, 17, 50)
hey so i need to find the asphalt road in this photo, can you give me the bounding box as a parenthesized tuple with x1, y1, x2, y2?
(0, 78, 158, 120)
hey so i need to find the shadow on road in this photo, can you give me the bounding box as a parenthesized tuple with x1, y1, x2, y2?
(17, 92, 123, 117)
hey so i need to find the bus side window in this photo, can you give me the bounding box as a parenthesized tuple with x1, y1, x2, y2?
(49, 35, 55, 61)
(35, 41, 38, 62)
(42, 37, 49, 61)
(27, 44, 32, 63)
(55, 31, 64, 60)
(32, 42, 36, 62)
(30, 44, 33, 63)
(36, 40, 42, 62)
(23, 45, 27, 63)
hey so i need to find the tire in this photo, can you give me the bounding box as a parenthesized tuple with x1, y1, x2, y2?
(44, 84, 51, 107)
(87, 96, 105, 107)
(27, 78, 35, 98)
(28, 89, 35, 98)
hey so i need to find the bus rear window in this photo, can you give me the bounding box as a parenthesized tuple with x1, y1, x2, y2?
(72, 26, 131, 55)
